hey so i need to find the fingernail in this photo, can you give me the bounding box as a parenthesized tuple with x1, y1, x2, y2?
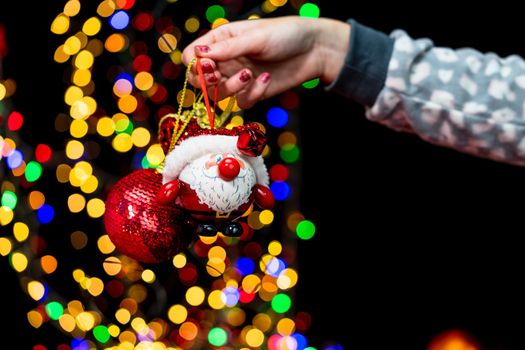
(239, 70, 251, 83)
(205, 73, 218, 83)
(260, 72, 270, 83)
(202, 61, 214, 73)
(195, 45, 210, 53)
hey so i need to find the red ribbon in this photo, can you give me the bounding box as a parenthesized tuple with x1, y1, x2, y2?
(196, 58, 218, 129)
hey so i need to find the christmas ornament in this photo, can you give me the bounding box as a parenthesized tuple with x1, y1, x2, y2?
(104, 168, 194, 263)
(103, 58, 274, 263)
(157, 58, 275, 237)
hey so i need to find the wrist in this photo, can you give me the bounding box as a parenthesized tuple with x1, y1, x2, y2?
(314, 18, 351, 84)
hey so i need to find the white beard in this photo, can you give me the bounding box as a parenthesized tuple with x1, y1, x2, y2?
(179, 154, 257, 213)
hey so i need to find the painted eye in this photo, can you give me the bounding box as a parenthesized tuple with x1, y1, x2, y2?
(216, 154, 223, 163)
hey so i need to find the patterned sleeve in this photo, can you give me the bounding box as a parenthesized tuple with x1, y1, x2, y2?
(327, 20, 525, 166)
(367, 30, 525, 165)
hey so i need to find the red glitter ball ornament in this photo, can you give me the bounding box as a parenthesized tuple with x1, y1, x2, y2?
(104, 168, 193, 263)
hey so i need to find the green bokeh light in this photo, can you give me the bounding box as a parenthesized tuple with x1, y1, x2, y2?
(93, 325, 110, 343)
(208, 327, 228, 346)
(1, 191, 17, 210)
(45, 301, 64, 320)
(296, 220, 316, 240)
(271, 293, 291, 313)
(299, 3, 320, 18)
(302, 78, 320, 89)
(25, 161, 43, 182)
(280, 144, 300, 163)
(206, 5, 226, 23)
(115, 119, 134, 135)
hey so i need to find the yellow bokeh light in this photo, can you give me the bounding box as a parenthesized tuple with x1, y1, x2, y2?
(64, 0, 81, 16)
(108, 324, 120, 337)
(73, 69, 92, 87)
(76, 312, 95, 331)
(158, 34, 177, 53)
(11, 252, 28, 272)
(56, 164, 71, 183)
(0, 206, 14, 226)
(116, 308, 131, 324)
(98, 235, 116, 254)
(66, 140, 84, 160)
(259, 210, 274, 225)
(277, 268, 298, 290)
(97, 0, 116, 17)
(177, 89, 195, 108)
(119, 331, 136, 346)
(146, 144, 165, 166)
(86, 198, 105, 218)
(206, 258, 226, 277)
(276, 318, 295, 336)
(118, 95, 138, 114)
(70, 100, 90, 120)
(13, 222, 30, 242)
(167, 304, 187, 324)
(0, 237, 12, 256)
(81, 175, 99, 194)
(169, 50, 182, 64)
(245, 328, 264, 347)
(41, 255, 58, 274)
(135, 72, 154, 91)
(105, 33, 127, 52)
(172, 253, 187, 269)
(269, 0, 288, 6)
(103, 256, 122, 276)
(208, 246, 226, 260)
(65, 86, 84, 106)
(27, 310, 44, 329)
(75, 50, 94, 69)
(83, 17, 102, 36)
(242, 274, 261, 294)
(212, 18, 230, 29)
(131, 127, 151, 148)
(86, 39, 104, 57)
(185, 17, 200, 33)
(268, 240, 282, 256)
(88, 277, 104, 296)
(64, 36, 82, 55)
(226, 308, 246, 327)
(68, 193, 86, 213)
(247, 211, 264, 230)
(51, 14, 70, 35)
(112, 133, 133, 153)
(131, 317, 146, 333)
(59, 314, 76, 332)
(27, 281, 46, 301)
(253, 313, 272, 332)
(141, 269, 156, 284)
(70, 119, 88, 138)
(207, 290, 225, 310)
(54, 45, 70, 63)
(185, 286, 205, 306)
(97, 117, 115, 137)
(0, 84, 6, 101)
(72, 269, 85, 283)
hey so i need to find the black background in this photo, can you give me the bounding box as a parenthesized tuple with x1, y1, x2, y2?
(3, 1, 525, 349)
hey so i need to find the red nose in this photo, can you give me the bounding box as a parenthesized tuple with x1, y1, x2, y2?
(218, 157, 240, 181)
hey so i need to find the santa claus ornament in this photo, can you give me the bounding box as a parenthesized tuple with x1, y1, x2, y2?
(104, 58, 274, 263)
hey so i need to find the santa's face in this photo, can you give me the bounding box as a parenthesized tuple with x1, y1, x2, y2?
(179, 153, 256, 213)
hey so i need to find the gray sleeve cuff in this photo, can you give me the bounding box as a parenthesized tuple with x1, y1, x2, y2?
(326, 19, 394, 107)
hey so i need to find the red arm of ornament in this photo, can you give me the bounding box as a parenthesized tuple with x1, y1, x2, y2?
(254, 185, 275, 209)
(157, 179, 181, 205)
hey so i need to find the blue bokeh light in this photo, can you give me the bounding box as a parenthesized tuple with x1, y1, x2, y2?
(109, 11, 130, 30)
(37, 204, 55, 224)
(236, 257, 255, 276)
(270, 181, 290, 201)
(267, 107, 288, 128)
(6, 149, 23, 169)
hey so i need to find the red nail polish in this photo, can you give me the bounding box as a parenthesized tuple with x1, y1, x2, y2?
(260, 72, 270, 83)
(195, 45, 210, 53)
(239, 70, 251, 83)
(206, 73, 218, 83)
(202, 61, 213, 73)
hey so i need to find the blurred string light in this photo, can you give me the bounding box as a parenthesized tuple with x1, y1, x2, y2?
(0, 0, 328, 349)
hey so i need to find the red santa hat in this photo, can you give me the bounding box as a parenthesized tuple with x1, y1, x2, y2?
(159, 116, 269, 186)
